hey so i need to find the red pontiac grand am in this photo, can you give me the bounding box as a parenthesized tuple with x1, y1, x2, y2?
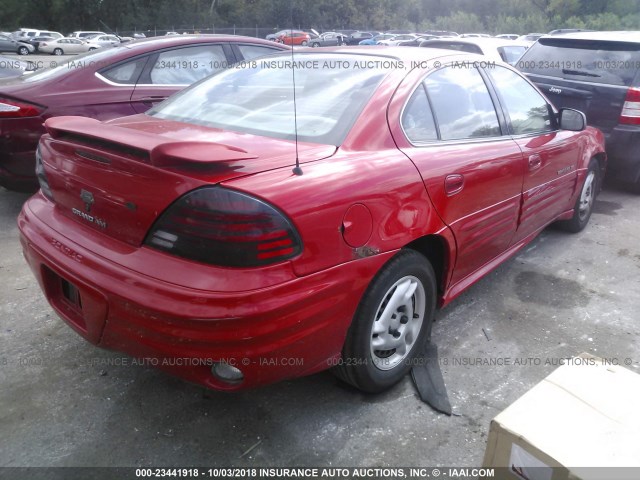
(0, 35, 288, 191)
(19, 48, 606, 392)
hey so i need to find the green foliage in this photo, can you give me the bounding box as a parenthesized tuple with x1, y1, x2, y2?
(0, 0, 636, 35)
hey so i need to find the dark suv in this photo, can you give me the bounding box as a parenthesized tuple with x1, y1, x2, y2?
(517, 32, 640, 190)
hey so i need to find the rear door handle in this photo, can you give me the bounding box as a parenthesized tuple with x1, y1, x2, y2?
(141, 96, 166, 106)
(444, 174, 464, 196)
(528, 154, 542, 171)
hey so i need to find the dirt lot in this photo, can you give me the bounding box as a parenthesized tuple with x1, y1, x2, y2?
(1, 183, 639, 468)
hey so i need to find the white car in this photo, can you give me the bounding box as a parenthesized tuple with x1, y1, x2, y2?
(86, 34, 121, 48)
(38, 37, 100, 55)
(377, 34, 419, 46)
(495, 34, 519, 40)
(69, 31, 106, 39)
(419, 37, 530, 65)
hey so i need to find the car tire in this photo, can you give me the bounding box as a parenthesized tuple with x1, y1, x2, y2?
(334, 249, 436, 393)
(301, 40, 308, 46)
(558, 158, 599, 233)
(17, 46, 29, 55)
(88, 47, 97, 51)
(53, 48, 63, 56)
(311, 42, 320, 47)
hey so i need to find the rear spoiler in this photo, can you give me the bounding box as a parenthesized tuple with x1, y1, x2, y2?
(44, 116, 257, 167)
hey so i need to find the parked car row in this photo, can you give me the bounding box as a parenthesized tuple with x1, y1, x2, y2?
(4, 28, 638, 395)
(0, 28, 137, 54)
(0, 35, 289, 191)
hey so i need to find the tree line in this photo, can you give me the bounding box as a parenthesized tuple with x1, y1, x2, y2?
(1, 0, 639, 36)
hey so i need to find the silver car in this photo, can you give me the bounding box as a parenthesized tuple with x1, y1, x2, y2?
(0, 34, 35, 55)
(86, 34, 122, 48)
(38, 37, 100, 55)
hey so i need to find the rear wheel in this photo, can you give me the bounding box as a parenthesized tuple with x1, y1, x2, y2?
(53, 48, 63, 56)
(17, 46, 29, 55)
(311, 42, 320, 47)
(558, 158, 599, 233)
(301, 40, 308, 46)
(334, 249, 436, 392)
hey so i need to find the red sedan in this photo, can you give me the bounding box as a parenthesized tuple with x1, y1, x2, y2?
(19, 48, 606, 392)
(0, 35, 288, 191)
(277, 30, 311, 46)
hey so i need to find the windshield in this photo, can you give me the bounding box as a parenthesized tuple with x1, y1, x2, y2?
(149, 53, 395, 146)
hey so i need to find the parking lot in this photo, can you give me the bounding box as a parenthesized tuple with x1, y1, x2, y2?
(1, 181, 639, 467)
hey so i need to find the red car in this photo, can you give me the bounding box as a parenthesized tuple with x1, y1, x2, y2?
(277, 30, 311, 46)
(19, 48, 605, 392)
(0, 35, 288, 192)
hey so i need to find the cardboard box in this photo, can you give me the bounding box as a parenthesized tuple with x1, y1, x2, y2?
(482, 353, 640, 480)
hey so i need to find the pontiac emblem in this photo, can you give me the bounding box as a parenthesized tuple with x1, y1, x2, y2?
(80, 189, 94, 213)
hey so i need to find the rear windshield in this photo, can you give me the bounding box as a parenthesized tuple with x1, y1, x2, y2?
(424, 42, 482, 55)
(150, 53, 395, 146)
(518, 38, 640, 86)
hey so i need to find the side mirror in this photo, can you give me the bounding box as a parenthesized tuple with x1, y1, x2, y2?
(559, 108, 586, 131)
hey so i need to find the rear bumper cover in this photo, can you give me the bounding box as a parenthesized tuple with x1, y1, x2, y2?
(19, 194, 392, 390)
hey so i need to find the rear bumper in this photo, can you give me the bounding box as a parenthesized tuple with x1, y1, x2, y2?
(19, 194, 392, 390)
(0, 117, 44, 190)
(604, 125, 640, 182)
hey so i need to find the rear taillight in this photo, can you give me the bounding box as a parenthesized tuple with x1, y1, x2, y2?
(144, 187, 302, 267)
(620, 87, 640, 125)
(35, 145, 54, 201)
(0, 97, 43, 118)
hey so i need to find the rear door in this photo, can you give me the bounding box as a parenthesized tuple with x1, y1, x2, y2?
(518, 37, 640, 134)
(397, 65, 524, 286)
(486, 65, 581, 243)
(130, 43, 233, 113)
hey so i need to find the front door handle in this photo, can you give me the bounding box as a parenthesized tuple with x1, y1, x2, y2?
(528, 154, 542, 171)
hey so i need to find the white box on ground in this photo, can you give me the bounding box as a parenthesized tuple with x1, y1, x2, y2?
(483, 353, 640, 480)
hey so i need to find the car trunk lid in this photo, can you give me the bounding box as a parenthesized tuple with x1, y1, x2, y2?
(40, 115, 336, 246)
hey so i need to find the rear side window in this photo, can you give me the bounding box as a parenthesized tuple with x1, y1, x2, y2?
(518, 38, 640, 87)
(101, 56, 148, 84)
(402, 86, 437, 143)
(488, 66, 554, 135)
(236, 44, 282, 61)
(150, 45, 227, 85)
(425, 66, 501, 140)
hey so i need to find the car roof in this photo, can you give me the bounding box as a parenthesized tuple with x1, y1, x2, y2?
(548, 30, 640, 42)
(421, 37, 529, 48)
(109, 34, 289, 52)
(296, 45, 489, 65)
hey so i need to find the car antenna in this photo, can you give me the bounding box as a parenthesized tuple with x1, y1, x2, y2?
(290, 4, 303, 176)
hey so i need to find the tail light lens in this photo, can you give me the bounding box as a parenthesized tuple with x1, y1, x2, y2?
(0, 97, 43, 118)
(35, 145, 54, 201)
(620, 87, 640, 125)
(144, 187, 302, 267)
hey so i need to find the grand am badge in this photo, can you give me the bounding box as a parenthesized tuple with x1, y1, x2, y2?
(72, 208, 107, 229)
